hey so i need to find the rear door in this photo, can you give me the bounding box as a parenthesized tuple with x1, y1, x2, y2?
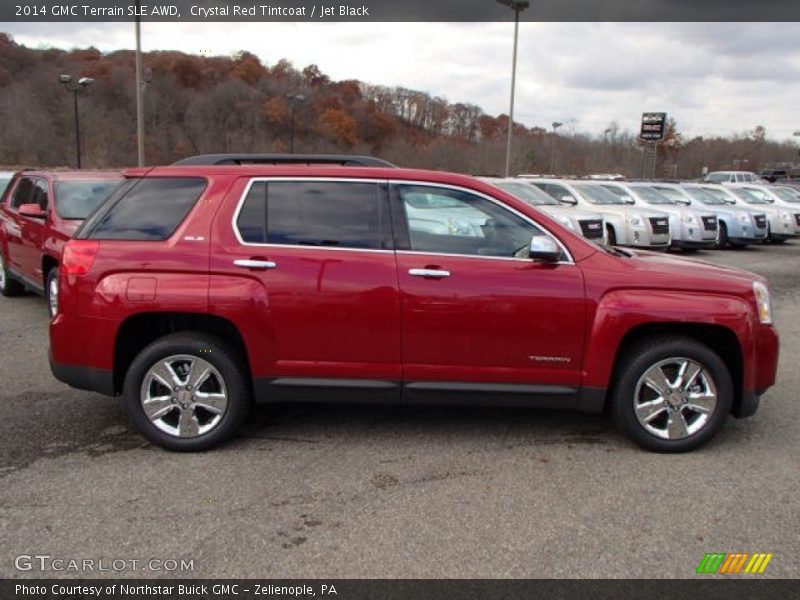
(210, 178, 402, 397)
(391, 182, 586, 402)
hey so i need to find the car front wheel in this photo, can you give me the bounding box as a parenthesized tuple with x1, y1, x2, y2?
(610, 336, 733, 452)
(123, 333, 252, 451)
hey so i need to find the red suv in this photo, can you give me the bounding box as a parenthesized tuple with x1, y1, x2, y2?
(0, 170, 121, 316)
(49, 155, 779, 452)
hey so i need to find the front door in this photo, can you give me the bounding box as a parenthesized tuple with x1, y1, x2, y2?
(392, 183, 586, 402)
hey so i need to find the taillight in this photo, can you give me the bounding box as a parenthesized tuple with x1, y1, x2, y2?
(62, 240, 99, 276)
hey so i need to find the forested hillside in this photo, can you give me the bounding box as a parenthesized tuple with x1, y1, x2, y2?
(0, 33, 796, 177)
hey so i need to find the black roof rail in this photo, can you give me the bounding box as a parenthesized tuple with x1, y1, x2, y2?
(172, 154, 397, 167)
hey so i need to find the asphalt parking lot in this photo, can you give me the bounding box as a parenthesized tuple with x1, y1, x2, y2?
(1, 243, 798, 580)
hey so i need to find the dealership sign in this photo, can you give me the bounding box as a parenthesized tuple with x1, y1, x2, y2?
(641, 112, 667, 141)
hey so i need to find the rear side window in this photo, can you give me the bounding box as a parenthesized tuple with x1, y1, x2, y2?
(235, 180, 391, 250)
(10, 178, 34, 208)
(83, 178, 206, 241)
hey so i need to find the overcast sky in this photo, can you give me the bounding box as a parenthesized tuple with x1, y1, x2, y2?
(4, 21, 800, 141)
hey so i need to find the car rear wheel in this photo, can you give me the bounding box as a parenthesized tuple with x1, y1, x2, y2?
(124, 333, 252, 451)
(46, 267, 59, 317)
(610, 336, 732, 452)
(0, 252, 24, 297)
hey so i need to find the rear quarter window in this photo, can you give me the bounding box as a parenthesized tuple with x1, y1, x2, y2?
(81, 178, 206, 241)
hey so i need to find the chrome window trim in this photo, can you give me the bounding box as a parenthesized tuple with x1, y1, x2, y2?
(230, 176, 575, 264)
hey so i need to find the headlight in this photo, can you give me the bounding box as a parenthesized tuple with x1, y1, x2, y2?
(753, 281, 772, 325)
(629, 216, 644, 227)
(556, 216, 576, 231)
(683, 214, 698, 225)
(737, 213, 750, 224)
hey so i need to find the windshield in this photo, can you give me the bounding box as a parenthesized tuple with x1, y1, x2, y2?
(682, 186, 727, 205)
(729, 187, 771, 205)
(496, 182, 559, 206)
(633, 186, 675, 205)
(573, 184, 625, 205)
(0, 176, 12, 198)
(56, 180, 122, 219)
(653, 186, 691, 204)
(772, 187, 800, 203)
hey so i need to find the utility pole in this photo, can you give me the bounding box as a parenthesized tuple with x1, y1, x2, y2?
(497, 0, 529, 177)
(135, 0, 145, 166)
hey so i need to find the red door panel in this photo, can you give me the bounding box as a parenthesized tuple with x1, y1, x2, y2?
(397, 253, 586, 386)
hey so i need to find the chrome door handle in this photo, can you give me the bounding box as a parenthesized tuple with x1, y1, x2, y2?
(409, 268, 450, 278)
(234, 259, 277, 270)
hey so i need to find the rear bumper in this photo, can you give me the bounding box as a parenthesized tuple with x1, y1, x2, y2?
(49, 349, 115, 396)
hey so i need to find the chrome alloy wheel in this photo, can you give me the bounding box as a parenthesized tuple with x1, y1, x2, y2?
(633, 357, 718, 440)
(140, 354, 228, 438)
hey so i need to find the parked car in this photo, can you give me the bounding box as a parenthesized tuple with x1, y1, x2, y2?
(700, 183, 795, 244)
(528, 178, 671, 249)
(482, 177, 605, 243)
(723, 183, 800, 243)
(652, 182, 768, 248)
(0, 169, 122, 316)
(600, 182, 718, 250)
(704, 171, 760, 184)
(49, 155, 778, 453)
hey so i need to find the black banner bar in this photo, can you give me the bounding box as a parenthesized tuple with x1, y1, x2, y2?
(2, 0, 800, 22)
(2, 579, 799, 600)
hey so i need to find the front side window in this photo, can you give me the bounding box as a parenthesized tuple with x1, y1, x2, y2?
(398, 184, 542, 258)
(10, 177, 34, 209)
(236, 180, 391, 250)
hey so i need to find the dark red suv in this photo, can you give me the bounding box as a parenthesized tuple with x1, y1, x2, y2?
(0, 170, 121, 316)
(49, 155, 779, 452)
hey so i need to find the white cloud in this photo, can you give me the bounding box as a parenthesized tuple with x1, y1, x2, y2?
(4, 21, 800, 140)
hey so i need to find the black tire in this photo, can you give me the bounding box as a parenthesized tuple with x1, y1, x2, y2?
(123, 332, 252, 451)
(606, 224, 617, 246)
(46, 267, 59, 318)
(0, 250, 24, 297)
(714, 222, 728, 249)
(610, 336, 733, 453)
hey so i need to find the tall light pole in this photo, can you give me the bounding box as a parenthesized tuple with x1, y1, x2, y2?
(286, 93, 305, 154)
(135, 0, 145, 167)
(59, 75, 94, 169)
(497, 0, 529, 177)
(550, 121, 563, 174)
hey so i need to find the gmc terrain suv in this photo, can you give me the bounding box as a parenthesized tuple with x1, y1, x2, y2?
(49, 155, 779, 452)
(0, 169, 122, 316)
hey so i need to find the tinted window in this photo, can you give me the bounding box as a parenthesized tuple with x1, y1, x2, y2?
(398, 184, 541, 258)
(534, 183, 571, 201)
(11, 178, 34, 209)
(86, 178, 206, 241)
(236, 180, 390, 250)
(236, 182, 267, 243)
(30, 180, 49, 210)
(56, 180, 121, 219)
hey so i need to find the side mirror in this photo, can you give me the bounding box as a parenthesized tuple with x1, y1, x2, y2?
(560, 195, 577, 205)
(529, 235, 561, 262)
(676, 199, 691, 206)
(18, 203, 46, 218)
(724, 198, 736, 205)
(622, 196, 635, 205)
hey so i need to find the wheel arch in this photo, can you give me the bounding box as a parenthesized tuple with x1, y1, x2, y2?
(113, 312, 252, 395)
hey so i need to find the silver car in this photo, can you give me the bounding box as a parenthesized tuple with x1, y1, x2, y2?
(601, 182, 718, 250)
(528, 178, 671, 249)
(482, 178, 606, 243)
(722, 183, 800, 242)
(652, 182, 767, 248)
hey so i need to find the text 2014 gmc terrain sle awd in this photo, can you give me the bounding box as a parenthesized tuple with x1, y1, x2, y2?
(49, 155, 779, 452)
